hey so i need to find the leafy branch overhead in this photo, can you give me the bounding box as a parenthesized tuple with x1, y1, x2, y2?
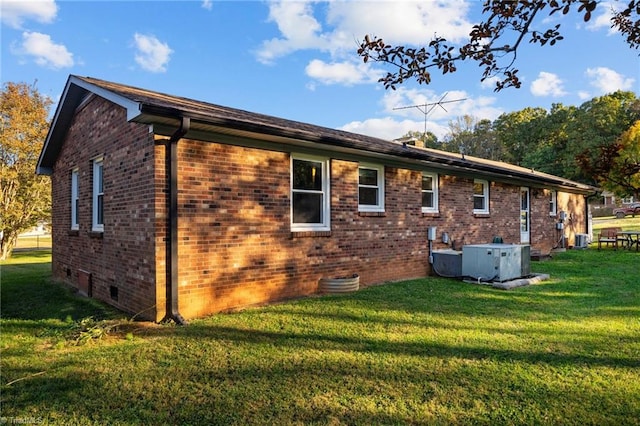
(357, 0, 640, 91)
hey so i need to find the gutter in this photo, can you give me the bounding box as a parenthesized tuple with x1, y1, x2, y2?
(163, 116, 190, 325)
(136, 106, 596, 195)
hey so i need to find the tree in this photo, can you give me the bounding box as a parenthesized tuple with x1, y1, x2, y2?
(0, 82, 52, 260)
(358, 0, 640, 91)
(492, 107, 548, 166)
(569, 91, 640, 180)
(521, 103, 577, 179)
(577, 120, 640, 199)
(443, 116, 505, 160)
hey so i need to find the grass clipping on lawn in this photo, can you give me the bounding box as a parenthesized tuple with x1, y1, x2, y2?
(1, 247, 639, 425)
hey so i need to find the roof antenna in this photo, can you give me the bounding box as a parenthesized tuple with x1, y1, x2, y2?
(393, 92, 467, 135)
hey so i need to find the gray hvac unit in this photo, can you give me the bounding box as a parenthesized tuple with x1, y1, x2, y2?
(574, 234, 589, 249)
(431, 249, 463, 278)
(462, 244, 530, 282)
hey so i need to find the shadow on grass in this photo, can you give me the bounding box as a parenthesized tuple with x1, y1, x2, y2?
(2, 250, 639, 424)
(1, 254, 121, 322)
(4, 322, 636, 425)
(181, 322, 640, 369)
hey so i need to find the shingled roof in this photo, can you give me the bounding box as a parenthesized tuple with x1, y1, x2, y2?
(38, 75, 596, 194)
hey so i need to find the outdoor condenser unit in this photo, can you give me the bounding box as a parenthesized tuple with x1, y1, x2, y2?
(462, 244, 530, 282)
(575, 233, 589, 249)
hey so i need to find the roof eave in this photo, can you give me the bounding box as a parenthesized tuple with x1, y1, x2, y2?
(136, 106, 596, 194)
(36, 75, 143, 175)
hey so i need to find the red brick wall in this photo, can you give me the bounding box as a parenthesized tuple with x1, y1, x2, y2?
(50, 96, 162, 320)
(50, 97, 587, 321)
(558, 191, 587, 248)
(172, 139, 587, 319)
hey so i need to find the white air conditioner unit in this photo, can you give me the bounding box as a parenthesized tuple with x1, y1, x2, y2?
(575, 233, 589, 249)
(462, 244, 530, 282)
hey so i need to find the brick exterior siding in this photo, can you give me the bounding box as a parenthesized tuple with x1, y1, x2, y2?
(51, 95, 162, 319)
(50, 98, 587, 321)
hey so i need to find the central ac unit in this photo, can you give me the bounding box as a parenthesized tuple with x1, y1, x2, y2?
(462, 244, 530, 282)
(575, 234, 589, 249)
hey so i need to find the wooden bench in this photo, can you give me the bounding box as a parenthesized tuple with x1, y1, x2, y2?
(598, 227, 623, 250)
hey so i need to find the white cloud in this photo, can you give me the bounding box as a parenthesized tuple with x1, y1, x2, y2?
(305, 59, 382, 85)
(326, 0, 472, 45)
(530, 72, 567, 97)
(1, 0, 57, 29)
(339, 117, 440, 141)
(256, 0, 473, 65)
(379, 87, 502, 122)
(577, 90, 591, 100)
(585, 1, 620, 35)
(133, 33, 173, 73)
(585, 67, 635, 93)
(339, 87, 503, 141)
(202, 0, 213, 11)
(12, 31, 73, 69)
(480, 76, 500, 90)
(256, 1, 324, 64)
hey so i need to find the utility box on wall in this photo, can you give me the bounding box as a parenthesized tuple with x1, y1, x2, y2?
(462, 244, 530, 282)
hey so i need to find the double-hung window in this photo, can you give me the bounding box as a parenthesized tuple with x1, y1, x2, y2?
(473, 179, 489, 214)
(92, 157, 104, 232)
(71, 168, 79, 230)
(421, 172, 438, 213)
(358, 164, 384, 212)
(291, 155, 330, 231)
(549, 190, 557, 216)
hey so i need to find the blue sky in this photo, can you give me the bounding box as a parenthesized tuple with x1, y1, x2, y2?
(1, 0, 638, 140)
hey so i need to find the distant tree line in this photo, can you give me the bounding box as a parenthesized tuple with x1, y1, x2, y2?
(401, 91, 640, 200)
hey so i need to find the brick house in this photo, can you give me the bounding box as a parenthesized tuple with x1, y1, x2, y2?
(37, 76, 596, 322)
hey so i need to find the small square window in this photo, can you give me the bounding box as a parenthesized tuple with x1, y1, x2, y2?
(358, 164, 384, 212)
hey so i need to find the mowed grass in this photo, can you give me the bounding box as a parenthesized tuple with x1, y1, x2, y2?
(1, 223, 639, 425)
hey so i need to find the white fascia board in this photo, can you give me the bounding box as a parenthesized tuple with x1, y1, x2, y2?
(69, 76, 142, 121)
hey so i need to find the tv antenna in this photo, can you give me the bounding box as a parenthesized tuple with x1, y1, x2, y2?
(393, 92, 467, 135)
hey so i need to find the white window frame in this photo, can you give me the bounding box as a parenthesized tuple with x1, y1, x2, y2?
(549, 189, 557, 216)
(421, 172, 439, 213)
(473, 179, 489, 214)
(358, 163, 385, 212)
(71, 168, 79, 230)
(290, 154, 330, 232)
(92, 157, 104, 232)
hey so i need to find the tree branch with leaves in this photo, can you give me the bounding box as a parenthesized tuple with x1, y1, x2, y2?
(577, 120, 640, 199)
(358, 0, 639, 91)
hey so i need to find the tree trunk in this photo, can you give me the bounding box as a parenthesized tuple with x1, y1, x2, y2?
(0, 232, 17, 261)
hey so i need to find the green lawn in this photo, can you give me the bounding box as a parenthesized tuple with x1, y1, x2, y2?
(1, 234, 639, 425)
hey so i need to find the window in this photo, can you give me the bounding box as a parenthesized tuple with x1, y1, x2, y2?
(473, 179, 489, 214)
(549, 190, 557, 216)
(421, 172, 439, 213)
(291, 155, 330, 231)
(358, 164, 384, 212)
(92, 158, 104, 232)
(71, 168, 79, 230)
